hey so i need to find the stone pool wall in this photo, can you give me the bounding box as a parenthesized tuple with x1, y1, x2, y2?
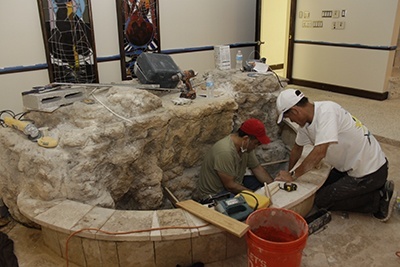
(0, 70, 287, 225)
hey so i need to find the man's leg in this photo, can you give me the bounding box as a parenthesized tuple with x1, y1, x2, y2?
(315, 161, 388, 213)
(320, 168, 347, 187)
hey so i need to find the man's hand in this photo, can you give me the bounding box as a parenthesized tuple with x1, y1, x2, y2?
(276, 142, 330, 182)
(275, 170, 294, 182)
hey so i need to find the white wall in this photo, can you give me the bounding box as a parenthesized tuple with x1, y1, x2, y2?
(292, 0, 400, 94)
(0, 1, 48, 112)
(90, 0, 121, 83)
(293, 45, 394, 91)
(158, 0, 257, 73)
(0, 0, 257, 112)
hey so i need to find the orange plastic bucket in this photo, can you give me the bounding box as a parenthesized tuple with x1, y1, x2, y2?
(246, 208, 308, 267)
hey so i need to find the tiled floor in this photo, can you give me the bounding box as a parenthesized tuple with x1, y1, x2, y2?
(1, 86, 400, 267)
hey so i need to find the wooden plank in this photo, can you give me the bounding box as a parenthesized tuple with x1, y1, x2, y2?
(163, 187, 179, 208)
(264, 182, 273, 205)
(176, 200, 249, 238)
(260, 159, 289, 166)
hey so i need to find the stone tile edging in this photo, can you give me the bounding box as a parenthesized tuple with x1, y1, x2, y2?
(17, 196, 247, 266)
(17, 197, 223, 242)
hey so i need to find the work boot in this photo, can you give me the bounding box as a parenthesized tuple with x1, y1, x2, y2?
(373, 180, 396, 222)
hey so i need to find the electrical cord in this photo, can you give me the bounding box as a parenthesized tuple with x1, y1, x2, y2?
(88, 87, 134, 123)
(247, 50, 261, 62)
(238, 191, 259, 210)
(65, 223, 210, 267)
(267, 67, 285, 88)
(0, 110, 15, 127)
(245, 50, 285, 89)
(15, 111, 31, 121)
(0, 110, 34, 127)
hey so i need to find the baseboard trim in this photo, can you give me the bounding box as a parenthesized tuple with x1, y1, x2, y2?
(269, 63, 284, 70)
(290, 79, 389, 101)
(375, 135, 400, 147)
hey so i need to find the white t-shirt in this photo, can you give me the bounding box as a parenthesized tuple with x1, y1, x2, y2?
(296, 101, 386, 178)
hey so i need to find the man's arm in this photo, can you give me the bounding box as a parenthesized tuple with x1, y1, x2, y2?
(288, 143, 303, 170)
(295, 143, 330, 176)
(276, 142, 330, 182)
(217, 171, 248, 194)
(251, 165, 274, 184)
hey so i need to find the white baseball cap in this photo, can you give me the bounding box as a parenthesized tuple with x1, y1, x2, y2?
(276, 89, 305, 123)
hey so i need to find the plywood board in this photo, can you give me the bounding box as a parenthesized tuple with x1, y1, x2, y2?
(176, 200, 249, 237)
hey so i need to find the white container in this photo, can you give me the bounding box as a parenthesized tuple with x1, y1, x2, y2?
(236, 50, 243, 71)
(214, 45, 231, 70)
(206, 75, 214, 98)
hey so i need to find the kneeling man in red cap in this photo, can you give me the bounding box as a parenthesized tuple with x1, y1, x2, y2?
(195, 118, 274, 202)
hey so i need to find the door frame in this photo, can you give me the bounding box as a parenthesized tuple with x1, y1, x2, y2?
(286, 0, 297, 80)
(255, 0, 296, 80)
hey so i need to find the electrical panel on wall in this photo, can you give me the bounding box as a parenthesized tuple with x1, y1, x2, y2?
(295, 0, 399, 47)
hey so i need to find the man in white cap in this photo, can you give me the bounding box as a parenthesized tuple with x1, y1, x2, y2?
(275, 88, 395, 222)
(195, 118, 274, 202)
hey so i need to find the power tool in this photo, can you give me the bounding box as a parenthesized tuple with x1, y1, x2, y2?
(215, 195, 253, 221)
(3, 117, 58, 148)
(236, 190, 270, 210)
(171, 70, 197, 99)
(3, 117, 41, 140)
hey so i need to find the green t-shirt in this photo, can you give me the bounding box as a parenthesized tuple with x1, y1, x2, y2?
(197, 135, 259, 198)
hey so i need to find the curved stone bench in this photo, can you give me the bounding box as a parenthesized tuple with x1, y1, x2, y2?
(18, 195, 248, 267)
(17, 153, 330, 267)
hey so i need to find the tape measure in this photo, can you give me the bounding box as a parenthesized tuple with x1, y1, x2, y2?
(279, 182, 297, 192)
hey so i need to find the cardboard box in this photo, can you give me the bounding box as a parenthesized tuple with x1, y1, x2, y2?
(214, 45, 231, 70)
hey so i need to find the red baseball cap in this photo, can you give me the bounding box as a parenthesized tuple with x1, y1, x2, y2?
(239, 118, 271, 144)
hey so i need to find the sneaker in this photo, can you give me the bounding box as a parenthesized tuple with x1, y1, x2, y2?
(373, 180, 396, 222)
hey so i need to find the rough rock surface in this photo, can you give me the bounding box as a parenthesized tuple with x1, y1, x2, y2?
(0, 71, 287, 224)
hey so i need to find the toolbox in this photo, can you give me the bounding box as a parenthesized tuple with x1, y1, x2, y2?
(215, 195, 253, 221)
(305, 209, 331, 235)
(134, 53, 181, 88)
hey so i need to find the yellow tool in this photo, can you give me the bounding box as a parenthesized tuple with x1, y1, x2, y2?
(36, 127, 58, 148)
(37, 135, 58, 148)
(236, 190, 270, 210)
(3, 117, 58, 148)
(4, 117, 40, 140)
